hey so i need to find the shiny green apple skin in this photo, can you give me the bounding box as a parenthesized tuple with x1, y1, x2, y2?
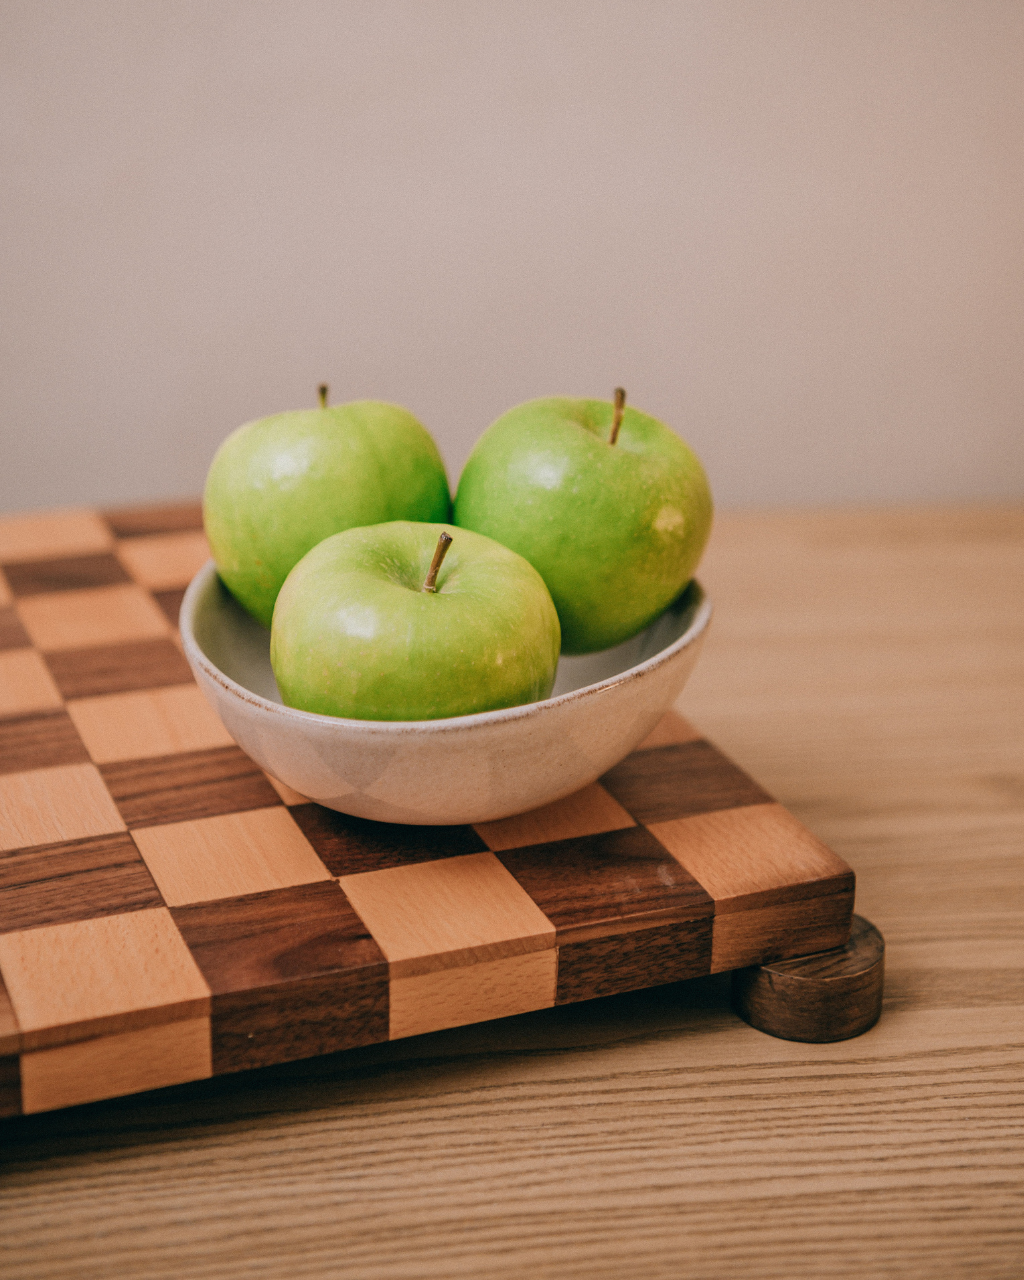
(453, 397, 712, 654)
(270, 522, 560, 721)
(203, 401, 450, 627)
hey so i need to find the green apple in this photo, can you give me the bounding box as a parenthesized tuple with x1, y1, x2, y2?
(203, 393, 450, 627)
(270, 521, 561, 720)
(453, 391, 712, 654)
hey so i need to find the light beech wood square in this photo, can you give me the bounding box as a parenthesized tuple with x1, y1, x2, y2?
(0, 649, 63, 716)
(20, 1016, 212, 1113)
(116, 531, 210, 590)
(0, 908, 210, 1047)
(67, 684, 234, 764)
(339, 852, 555, 978)
(16, 585, 169, 652)
(0, 509, 113, 562)
(650, 803, 851, 903)
(390, 949, 557, 1040)
(132, 807, 332, 906)
(474, 782, 634, 852)
(635, 709, 703, 751)
(0, 763, 126, 852)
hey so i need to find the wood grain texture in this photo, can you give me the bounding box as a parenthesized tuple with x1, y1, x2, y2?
(0, 832, 163, 933)
(650, 802, 854, 910)
(101, 745, 281, 829)
(389, 948, 557, 1040)
(0, 907, 209, 1050)
(601, 739, 773, 823)
(19, 1016, 211, 1114)
(172, 882, 388, 1074)
(290, 805, 488, 875)
(44, 637, 193, 699)
(209, 972, 386, 1075)
(0, 649, 63, 716)
(131, 808, 332, 907)
(0, 763, 126, 852)
(339, 852, 555, 978)
(709, 888, 855, 974)
(0, 710, 89, 775)
(555, 915, 714, 1004)
(0, 506, 1021, 1280)
(67, 684, 235, 764)
(498, 826, 715, 944)
(497, 827, 716, 1002)
(732, 914, 885, 1043)
(473, 782, 635, 852)
(1, 553, 131, 597)
(172, 882, 385, 992)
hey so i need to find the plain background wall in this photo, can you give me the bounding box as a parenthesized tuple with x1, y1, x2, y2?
(2, 0, 1022, 515)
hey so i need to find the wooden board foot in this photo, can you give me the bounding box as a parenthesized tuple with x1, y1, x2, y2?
(730, 914, 884, 1043)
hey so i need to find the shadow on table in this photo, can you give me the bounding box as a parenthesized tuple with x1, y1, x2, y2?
(1, 973, 737, 1164)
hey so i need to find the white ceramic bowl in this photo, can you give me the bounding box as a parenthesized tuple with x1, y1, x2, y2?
(180, 562, 712, 825)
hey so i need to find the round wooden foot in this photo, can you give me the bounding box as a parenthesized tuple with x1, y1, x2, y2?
(731, 915, 884, 1043)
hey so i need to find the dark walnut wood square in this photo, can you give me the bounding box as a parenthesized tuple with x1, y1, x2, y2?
(152, 588, 187, 628)
(172, 881, 388, 1074)
(0, 608, 31, 651)
(1, 968, 21, 1056)
(45, 638, 193, 699)
(498, 825, 714, 938)
(0, 1054, 19, 1119)
(0, 832, 163, 933)
(104, 501, 204, 538)
(101, 746, 280, 829)
(0, 711, 89, 776)
(290, 804, 488, 876)
(2, 553, 131, 597)
(499, 826, 715, 1002)
(0, 972, 18, 1117)
(555, 918, 715, 1004)
(601, 741, 772, 825)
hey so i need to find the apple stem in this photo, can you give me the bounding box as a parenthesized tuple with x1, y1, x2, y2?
(318, 384, 329, 408)
(422, 531, 453, 593)
(609, 387, 627, 445)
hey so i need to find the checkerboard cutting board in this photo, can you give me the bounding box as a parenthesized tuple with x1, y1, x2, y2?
(0, 503, 855, 1116)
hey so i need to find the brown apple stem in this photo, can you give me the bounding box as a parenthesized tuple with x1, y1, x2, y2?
(318, 384, 329, 408)
(609, 387, 627, 445)
(422, 531, 453, 592)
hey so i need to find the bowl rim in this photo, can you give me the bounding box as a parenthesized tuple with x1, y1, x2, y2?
(180, 559, 713, 737)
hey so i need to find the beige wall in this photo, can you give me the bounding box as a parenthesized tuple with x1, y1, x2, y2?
(2, 0, 1022, 514)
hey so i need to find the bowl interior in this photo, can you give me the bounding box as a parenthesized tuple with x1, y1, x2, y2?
(189, 567, 706, 712)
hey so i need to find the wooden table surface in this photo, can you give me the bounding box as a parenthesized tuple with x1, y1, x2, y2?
(2, 505, 1021, 1280)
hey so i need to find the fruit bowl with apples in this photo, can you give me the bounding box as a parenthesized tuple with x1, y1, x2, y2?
(181, 387, 713, 825)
